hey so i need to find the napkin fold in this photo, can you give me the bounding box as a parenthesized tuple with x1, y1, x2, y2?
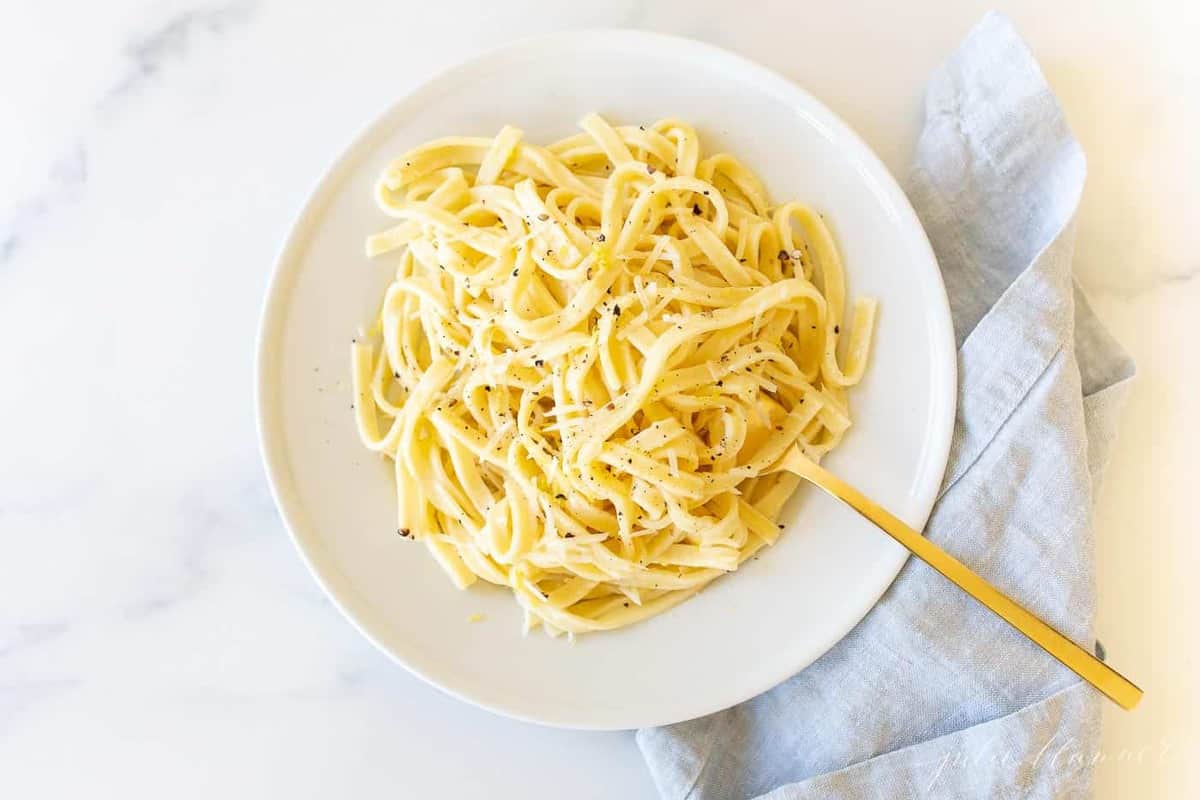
(637, 13, 1134, 799)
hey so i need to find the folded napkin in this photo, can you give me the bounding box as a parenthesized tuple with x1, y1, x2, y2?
(637, 13, 1134, 800)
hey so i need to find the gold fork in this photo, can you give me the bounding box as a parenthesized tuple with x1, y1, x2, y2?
(769, 445, 1143, 710)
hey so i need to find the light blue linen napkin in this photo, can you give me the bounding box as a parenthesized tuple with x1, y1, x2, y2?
(637, 13, 1134, 799)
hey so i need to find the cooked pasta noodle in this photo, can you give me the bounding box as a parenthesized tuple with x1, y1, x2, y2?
(352, 114, 876, 637)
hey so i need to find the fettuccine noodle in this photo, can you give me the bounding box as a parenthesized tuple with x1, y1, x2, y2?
(352, 114, 875, 637)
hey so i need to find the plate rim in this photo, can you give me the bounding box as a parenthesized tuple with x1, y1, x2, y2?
(254, 28, 958, 730)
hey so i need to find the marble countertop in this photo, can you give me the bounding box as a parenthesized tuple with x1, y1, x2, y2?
(2, 1, 1196, 797)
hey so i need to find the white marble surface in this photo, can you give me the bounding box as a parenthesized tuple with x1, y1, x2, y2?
(1, 1, 1196, 797)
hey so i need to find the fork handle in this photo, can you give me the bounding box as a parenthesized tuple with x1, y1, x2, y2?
(787, 455, 1143, 710)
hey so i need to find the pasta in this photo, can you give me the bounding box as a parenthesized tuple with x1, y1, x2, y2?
(352, 114, 876, 637)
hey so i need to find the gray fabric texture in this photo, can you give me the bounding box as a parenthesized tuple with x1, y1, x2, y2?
(637, 13, 1134, 799)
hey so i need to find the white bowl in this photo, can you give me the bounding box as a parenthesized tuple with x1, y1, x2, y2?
(256, 30, 956, 730)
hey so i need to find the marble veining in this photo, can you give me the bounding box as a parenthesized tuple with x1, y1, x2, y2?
(0, 622, 71, 660)
(109, 2, 258, 98)
(0, 144, 87, 264)
(2, 2, 254, 265)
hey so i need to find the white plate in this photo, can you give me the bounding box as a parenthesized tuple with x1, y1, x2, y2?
(256, 30, 956, 730)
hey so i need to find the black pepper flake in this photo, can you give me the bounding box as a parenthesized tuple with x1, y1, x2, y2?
(638, 125, 645, 131)
(833, 325, 840, 334)
(779, 249, 791, 261)
(613, 305, 621, 317)
(775, 425, 784, 431)
(512, 269, 518, 277)
(647, 164, 656, 174)
(702, 190, 710, 196)
(597, 233, 606, 242)
(398, 528, 411, 537)
(537, 213, 549, 221)
(555, 493, 566, 500)
(565, 532, 575, 538)
(623, 601, 630, 607)
(692, 203, 702, 215)
(716, 380, 724, 387)
(484, 386, 492, 392)
(534, 359, 544, 367)
(777, 524, 785, 530)
(394, 371, 400, 379)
